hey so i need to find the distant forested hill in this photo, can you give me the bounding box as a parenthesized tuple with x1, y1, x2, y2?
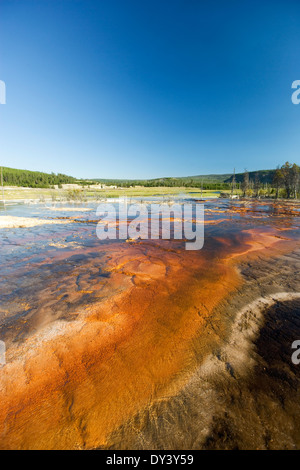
(0, 166, 277, 189)
(1, 167, 76, 188)
(224, 169, 275, 184)
(147, 170, 276, 185)
(94, 170, 276, 189)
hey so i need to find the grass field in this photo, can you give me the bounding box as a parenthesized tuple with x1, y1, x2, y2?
(0, 186, 227, 202)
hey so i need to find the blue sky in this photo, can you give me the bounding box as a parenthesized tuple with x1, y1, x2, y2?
(1, 0, 300, 179)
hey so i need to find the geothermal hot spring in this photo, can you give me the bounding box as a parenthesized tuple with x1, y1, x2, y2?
(0, 197, 300, 450)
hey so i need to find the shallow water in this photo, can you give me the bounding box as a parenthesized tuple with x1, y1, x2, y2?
(0, 198, 300, 449)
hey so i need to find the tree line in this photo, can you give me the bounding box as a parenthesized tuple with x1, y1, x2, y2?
(273, 162, 300, 199)
(239, 162, 300, 198)
(1, 167, 76, 188)
(2, 163, 300, 197)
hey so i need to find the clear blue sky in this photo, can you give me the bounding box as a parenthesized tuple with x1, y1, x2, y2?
(1, 0, 300, 179)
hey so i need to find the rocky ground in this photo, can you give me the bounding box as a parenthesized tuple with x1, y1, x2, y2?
(105, 247, 300, 450)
